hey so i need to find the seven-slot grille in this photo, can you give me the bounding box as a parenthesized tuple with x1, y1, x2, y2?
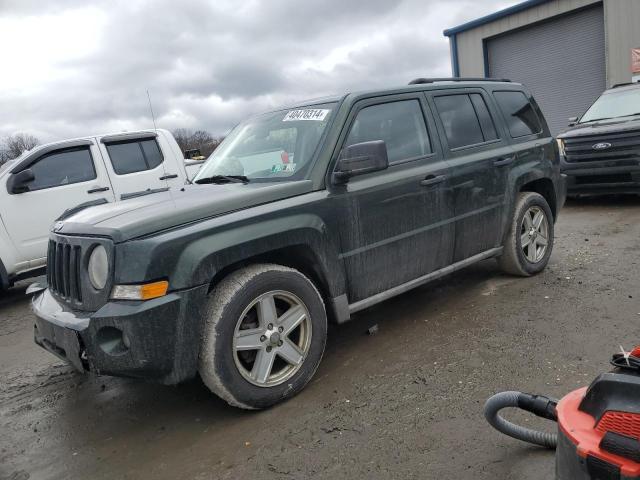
(564, 129, 640, 164)
(47, 240, 82, 303)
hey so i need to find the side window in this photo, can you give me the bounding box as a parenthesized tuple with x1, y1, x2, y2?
(105, 138, 164, 175)
(470, 94, 498, 141)
(493, 91, 542, 137)
(344, 100, 431, 165)
(434, 94, 499, 149)
(26, 147, 96, 191)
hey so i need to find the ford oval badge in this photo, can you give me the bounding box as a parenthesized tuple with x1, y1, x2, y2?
(592, 142, 612, 150)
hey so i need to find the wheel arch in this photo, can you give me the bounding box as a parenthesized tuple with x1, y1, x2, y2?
(0, 256, 9, 290)
(519, 177, 557, 220)
(117, 214, 351, 323)
(206, 243, 348, 324)
(0, 232, 15, 290)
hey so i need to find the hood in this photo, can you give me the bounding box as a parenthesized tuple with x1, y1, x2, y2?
(557, 116, 640, 139)
(56, 180, 314, 242)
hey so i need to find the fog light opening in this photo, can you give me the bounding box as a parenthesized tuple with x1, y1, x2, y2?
(97, 326, 129, 356)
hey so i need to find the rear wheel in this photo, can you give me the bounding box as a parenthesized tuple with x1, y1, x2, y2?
(498, 192, 554, 276)
(198, 264, 327, 409)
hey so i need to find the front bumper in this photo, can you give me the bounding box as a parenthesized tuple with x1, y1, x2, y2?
(33, 285, 208, 384)
(561, 158, 640, 195)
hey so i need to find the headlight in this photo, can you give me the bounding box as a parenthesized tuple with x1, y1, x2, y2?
(556, 138, 566, 157)
(88, 245, 109, 290)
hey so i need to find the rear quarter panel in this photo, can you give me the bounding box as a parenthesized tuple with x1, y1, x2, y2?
(485, 84, 561, 232)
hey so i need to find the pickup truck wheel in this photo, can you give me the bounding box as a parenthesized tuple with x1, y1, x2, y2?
(498, 192, 554, 276)
(199, 264, 327, 409)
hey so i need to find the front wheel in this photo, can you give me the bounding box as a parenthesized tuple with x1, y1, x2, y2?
(498, 192, 554, 276)
(198, 264, 327, 409)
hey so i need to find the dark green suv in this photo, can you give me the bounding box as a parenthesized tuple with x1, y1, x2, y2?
(33, 78, 566, 409)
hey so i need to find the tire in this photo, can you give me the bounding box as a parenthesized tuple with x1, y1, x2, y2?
(498, 192, 554, 276)
(198, 263, 327, 409)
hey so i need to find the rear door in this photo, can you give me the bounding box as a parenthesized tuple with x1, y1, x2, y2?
(492, 89, 547, 176)
(329, 94, 455, 303)
(1, 142, 115, 267)
(427, 88, 512, 262)
(98, 133, 170, 200)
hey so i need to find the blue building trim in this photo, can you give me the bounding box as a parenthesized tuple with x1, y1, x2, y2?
(443, 0, 552, 37)
(482, 39, 490, 77)
(450, 34, 460, 76)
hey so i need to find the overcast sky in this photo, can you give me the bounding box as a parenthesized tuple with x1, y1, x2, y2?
(0, 0, 515, 143)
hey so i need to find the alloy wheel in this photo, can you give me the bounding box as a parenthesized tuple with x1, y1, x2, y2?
(232, 290, 312, 387)
(520, 206, 549, 263)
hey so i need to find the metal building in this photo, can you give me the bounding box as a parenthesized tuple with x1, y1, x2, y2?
(444, 0, 640, 135)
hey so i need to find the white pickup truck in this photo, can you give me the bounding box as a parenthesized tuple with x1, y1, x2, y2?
(0, 128, 203, 290)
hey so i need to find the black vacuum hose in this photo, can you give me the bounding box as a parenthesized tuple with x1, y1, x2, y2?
(484, 391, 559, 449)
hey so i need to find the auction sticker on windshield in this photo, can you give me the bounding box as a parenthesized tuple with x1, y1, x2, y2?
(271, 163, 296, 173)
(283, 109, 330, 121)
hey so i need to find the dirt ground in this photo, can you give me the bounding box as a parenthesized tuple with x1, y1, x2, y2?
(1, 197, 639, 480)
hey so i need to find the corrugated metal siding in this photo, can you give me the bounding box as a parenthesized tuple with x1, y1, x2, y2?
(455, 0, 601, 77)
(604, 0, 640, 86)
(487, 4, 605, 136)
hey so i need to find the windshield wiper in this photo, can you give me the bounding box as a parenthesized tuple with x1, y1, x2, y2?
(580, 117, 613, 123)
(581, 113, 640, 124)
(618, 112, 640, 119)
(195, 175, 249, 185)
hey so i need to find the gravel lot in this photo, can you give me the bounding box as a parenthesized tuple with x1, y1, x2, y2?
(1, 197, 639, 480)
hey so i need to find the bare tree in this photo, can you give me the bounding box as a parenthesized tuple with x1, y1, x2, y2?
(172, 128, 222, 158)
(171, 128, 192, 154)
(2, 133, 39, 162)
(0, 145, 10, 165)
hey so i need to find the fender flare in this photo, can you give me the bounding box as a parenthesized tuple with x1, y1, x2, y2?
(0, 256, 9, 290)
(116, 213, 349, 319)
(190, 224, 346, 299)
(500, 169, 558, 246)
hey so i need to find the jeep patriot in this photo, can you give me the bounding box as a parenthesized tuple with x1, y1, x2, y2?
(33, 78, 566, 409)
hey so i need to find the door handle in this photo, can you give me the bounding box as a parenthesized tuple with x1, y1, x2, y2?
(87, 186, 110, 194)
(493, 156, 515, 167)
(159, 174, 179, 180)
(420, 175, 447, 187)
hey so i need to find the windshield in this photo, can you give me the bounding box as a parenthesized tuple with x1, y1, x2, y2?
(580, 88, 640, 123)
(195, 103, 336, 182)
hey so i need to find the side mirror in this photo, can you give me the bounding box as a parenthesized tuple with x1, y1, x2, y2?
(7, 169, 35, 194)
(568, 117, 578, 127)
(332, 140, 389, 184)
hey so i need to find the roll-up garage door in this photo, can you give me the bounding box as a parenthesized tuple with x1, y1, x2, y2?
(487, 4, 605, 136)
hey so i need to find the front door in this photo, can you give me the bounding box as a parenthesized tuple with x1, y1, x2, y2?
(1, 142, 116, 268)
(428, 89, 511, 262)
(329, 95, 455, 303)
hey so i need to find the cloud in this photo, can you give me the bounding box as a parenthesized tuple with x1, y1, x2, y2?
(0, 0, 515, 142)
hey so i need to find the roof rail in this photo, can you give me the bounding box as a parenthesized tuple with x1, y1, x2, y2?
(408, 77, 511, 85)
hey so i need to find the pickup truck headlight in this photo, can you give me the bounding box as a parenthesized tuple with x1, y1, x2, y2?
(88, 245, 109, 290)
(111, 281, 169, 301)
(556, 138, 566, 157)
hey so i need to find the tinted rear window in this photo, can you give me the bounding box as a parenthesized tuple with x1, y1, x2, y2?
(106, 139, 164, 175)
(470, 93, 498, 141)
(494, 91, 542, 137)
(434, 94, 485, 149)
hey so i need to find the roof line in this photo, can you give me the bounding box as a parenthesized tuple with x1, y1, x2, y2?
(443, 0, 552, 37)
